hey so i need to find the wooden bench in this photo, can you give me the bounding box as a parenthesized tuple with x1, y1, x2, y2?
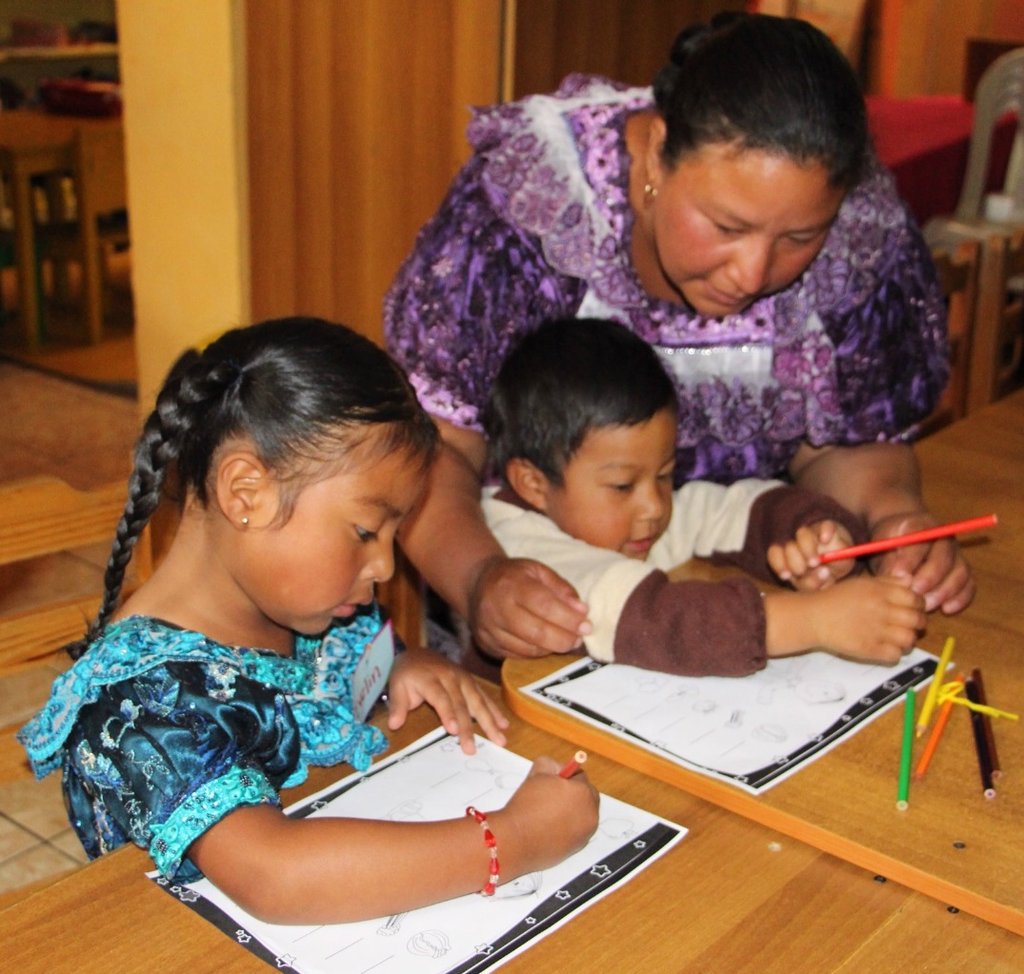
(0, 476, 151, 783)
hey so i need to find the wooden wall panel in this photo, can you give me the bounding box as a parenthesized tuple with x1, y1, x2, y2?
(511, 0, 746, 98)
(867, 0, 1024, 97)
(245, 0, 504, 344)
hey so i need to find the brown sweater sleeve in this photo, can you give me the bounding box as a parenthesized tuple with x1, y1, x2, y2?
(710, 485, 869, 582)
(611, 571, 767, 677)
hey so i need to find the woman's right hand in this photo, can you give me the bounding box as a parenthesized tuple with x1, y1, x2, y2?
(493, 755, 600, 873)
(468, 555, 592, 659)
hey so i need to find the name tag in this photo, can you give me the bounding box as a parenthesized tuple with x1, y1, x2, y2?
(352, 622, 395, 722)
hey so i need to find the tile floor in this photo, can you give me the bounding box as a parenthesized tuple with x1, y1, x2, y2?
(0, 252, 137, 899)
(0, 658, 90, 899)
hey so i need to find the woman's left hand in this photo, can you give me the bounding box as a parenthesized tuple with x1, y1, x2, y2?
(869, 511, 976, 614)
(789, 442, 976, 616)
(385, 646, 510, 754)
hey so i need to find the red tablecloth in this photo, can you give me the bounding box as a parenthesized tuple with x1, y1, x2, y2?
(866, 94, 1014, 227)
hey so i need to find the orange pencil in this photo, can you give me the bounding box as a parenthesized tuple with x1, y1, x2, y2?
(913, 676, 962, 780)
(559, 750, 588, 778)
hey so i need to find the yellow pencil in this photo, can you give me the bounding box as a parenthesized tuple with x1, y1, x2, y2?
(916, 636, 955, 737)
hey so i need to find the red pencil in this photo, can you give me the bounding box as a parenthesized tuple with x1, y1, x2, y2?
(819, 514, 997, 564)
(559, 750, 588, 778)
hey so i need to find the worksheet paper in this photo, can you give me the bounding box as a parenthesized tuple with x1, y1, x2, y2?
(522, 647, 937, 794)
(149, 728, 685, 973)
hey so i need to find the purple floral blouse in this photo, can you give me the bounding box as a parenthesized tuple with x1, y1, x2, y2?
(384, 74, 949, 484)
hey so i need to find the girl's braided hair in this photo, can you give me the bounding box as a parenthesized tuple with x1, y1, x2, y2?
(67, 316, 437, 659)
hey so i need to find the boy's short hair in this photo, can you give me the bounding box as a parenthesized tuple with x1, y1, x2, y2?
(484, 317, 678, 486)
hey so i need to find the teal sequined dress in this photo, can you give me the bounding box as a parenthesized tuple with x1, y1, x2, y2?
(18, 607, 390, 882)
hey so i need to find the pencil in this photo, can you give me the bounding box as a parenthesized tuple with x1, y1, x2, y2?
(819, 514, 997, 564)
(897, 688, 915, 810)
(916, 636, 956, 737)
(913, 676, 962, 780)
(965, 677, 997, 799)
(971, 668, 1002, 780)
(559, 750, 587, 778)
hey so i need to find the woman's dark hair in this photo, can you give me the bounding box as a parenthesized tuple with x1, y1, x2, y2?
(652, 12, 867, 189)
(68, 316, 437, 658)
(484, 317, 677, 486)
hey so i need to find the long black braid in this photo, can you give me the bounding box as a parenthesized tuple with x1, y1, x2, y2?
(66, 316, 437, 660)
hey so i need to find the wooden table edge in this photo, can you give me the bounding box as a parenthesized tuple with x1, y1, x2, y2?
(501, 662, 1024, 936)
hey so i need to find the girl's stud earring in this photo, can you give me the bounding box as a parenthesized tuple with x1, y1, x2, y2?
(241, 516, 249, 527)
(643, 182, 658, 199)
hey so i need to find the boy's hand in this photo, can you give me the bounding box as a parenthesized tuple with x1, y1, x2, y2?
(385, 646, 510, 754)
(808, 575, 926, 664)
(768, 519, 855, 591)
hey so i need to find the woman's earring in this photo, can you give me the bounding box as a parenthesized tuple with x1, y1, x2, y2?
(240, 516, 249, 527)
(643, 182, 658, 200)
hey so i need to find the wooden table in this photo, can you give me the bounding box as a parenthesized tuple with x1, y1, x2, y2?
(0, 110, 122, 347)
(4, 682, 1024, 973)
(505, 389, 1024, 935)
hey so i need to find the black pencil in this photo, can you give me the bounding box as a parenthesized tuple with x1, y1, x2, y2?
(970, 667, 1002, 780)
(964, 677, 997, 799)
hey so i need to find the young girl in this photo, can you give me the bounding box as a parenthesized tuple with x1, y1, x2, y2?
(19, 317, 598, 924)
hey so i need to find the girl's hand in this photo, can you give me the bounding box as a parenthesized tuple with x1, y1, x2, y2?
(767, 519, 854, 591)
(868, 512, 976, 614)
(386, 646, 509, 753)
(492, 756, 599, 873)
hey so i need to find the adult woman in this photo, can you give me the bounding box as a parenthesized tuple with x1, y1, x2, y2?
(384, 12, 973, 666)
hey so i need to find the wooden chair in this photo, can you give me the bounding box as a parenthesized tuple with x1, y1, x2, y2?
(38, 126, 129, 344)
(920, 240, 980, 435)
(967, 227, 1024, 412)
(378, 549, 426, 650)
(0, 476, 150, 676)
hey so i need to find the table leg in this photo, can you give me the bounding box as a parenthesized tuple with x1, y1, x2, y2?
(10, 168, 40, 348)
(43, 173, 71, 305)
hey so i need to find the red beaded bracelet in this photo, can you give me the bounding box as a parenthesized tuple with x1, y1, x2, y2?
(466, 806, 500, 896)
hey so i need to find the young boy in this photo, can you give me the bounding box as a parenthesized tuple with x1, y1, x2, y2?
(481, 318, 926, 676)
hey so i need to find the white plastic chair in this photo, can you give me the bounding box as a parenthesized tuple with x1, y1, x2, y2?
(954, 47, 1024, 223)
(921, 49, 1024, 414)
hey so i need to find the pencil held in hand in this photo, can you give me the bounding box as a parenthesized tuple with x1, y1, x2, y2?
(559, 750, 588, 778)
(819, 514, 997, 565)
